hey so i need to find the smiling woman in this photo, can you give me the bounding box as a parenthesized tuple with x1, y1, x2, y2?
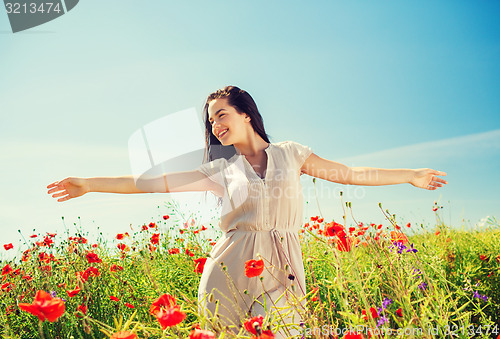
(46, 85, 447, 338)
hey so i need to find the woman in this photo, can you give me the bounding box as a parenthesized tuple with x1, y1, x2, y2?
(47, 85, 447, 338)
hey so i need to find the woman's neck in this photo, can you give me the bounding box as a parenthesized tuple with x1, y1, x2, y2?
(234, 133, 269, 157)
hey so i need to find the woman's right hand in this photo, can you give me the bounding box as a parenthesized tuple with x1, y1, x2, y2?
(47, 177, 90, 202)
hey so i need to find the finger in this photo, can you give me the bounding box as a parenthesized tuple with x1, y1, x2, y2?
(433, 177, 448, 184)
(52, 192, 67, 198)
(47, 187, 64, 194)
(46, 182, 59, 189)
(433, 170, 447, 176)
(57, 195, 71, 202)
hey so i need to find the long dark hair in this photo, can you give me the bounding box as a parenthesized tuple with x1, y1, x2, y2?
(201, 85, 272, 163)
(200, 86, 272, 207)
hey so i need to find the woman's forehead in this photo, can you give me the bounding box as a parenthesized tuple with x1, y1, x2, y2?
(208, 98, 230, 119)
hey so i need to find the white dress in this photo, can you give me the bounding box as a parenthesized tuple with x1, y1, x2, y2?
(196, 141, 313, 338)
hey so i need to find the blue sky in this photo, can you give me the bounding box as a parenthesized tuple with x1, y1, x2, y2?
(1, 1, 499, 259)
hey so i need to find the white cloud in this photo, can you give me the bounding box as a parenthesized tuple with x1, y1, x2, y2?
(337, 129, 500, 166)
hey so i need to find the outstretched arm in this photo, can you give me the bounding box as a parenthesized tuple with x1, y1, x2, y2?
(301, 153, 447, 190)
(47, 171, 223, 202)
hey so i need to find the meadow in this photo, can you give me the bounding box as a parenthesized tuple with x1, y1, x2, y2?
(1, 195, 499, 339)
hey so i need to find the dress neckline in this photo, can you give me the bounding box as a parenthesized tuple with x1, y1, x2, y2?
(239, 143, 272, 182)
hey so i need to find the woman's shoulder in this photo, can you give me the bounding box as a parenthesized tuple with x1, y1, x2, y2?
(272, 140, 310, 151)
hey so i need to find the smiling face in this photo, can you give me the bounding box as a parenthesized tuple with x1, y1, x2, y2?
(207, 98, 251, 145)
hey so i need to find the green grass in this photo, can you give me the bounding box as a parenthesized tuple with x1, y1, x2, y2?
(1, 202, 499, 339)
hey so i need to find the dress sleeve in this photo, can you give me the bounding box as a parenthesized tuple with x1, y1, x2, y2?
(196, 158, 226, 186)
(286, 140, 313, 173)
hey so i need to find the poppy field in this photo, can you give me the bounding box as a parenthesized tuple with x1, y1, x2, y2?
(1, 198, 499, 339)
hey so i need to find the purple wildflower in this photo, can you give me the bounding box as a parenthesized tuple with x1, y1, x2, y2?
(418, 282, 428, 290)
(473, 291, 488, 301)
(50, 291, 56, 298)
(406, 243, 418, 253)
(382, 297, 392, 309)
(377, 315, 389, 327)
(389, 242, 406, 253)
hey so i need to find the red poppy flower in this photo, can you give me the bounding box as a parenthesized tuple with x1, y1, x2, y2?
(124, 302, 134, 309)
(361, 307, 379, 320)
(151, 233, 160, 245)
(117, 243, 127, 251)
(2, 264, 13, 276)
(311, 216, 319, 221)
(86, 252, 102, 264)
(325, 222, 344, 236)
(66, 287, 81, 298)
(390, 231, 409, 244)
(155, 306, 186, 329)
(343, 331, 365, 339)
(22, 249, 31, 262)
(336, 231, 352, 252)
(75, 304, 88, 318)
(3, 243, 13, 250)
(245, 258, 264, 278)
(116, 233, 124, 240)
(18, 290, 65, 322)
(47, 232, 57, 238)
(141, 225, 148, 231)
(85, 266, 100, 278)
(30, 234, 38, 238)
(168, 248, 180, 255)
(43, 236, 54, 247)
(110, 295, 119, 302)
(310, 286, 319, 302)
(244, 315, 264, 335)
(189, 328, 216, 339)
(432, 206, 438, 212)
(396, 308, 403, 317)
(150, 294, 177, 316)
(1, 282, 14, 292)
(406, 223, 411, 228)
(163, 215, 170, 220)
(193, 258, 207, 274)
(110, 264, 124, 272)
(479, 255, 489, 261)
(149, 222, 156, 228)
(185, 249, 194, 257)
(110, 331, 138, 339)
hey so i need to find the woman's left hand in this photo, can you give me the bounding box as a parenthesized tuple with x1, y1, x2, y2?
(410, 169, 448, 190)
